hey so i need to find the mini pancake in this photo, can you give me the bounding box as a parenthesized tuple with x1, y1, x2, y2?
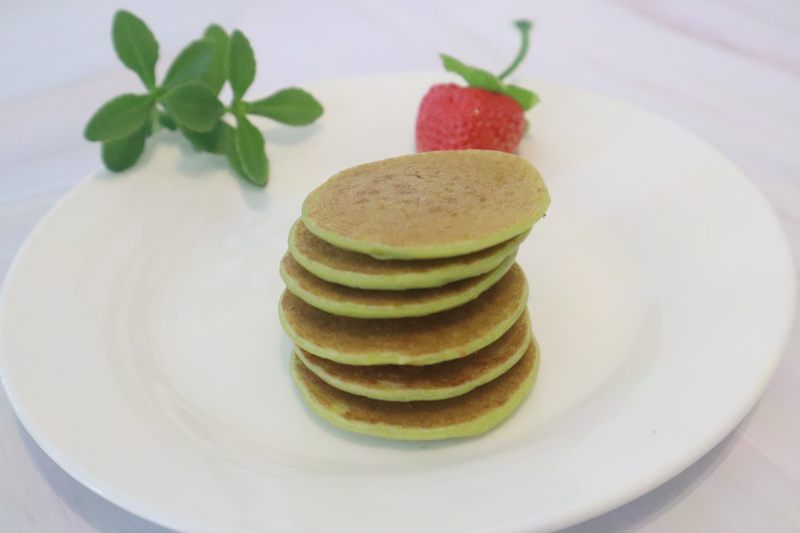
(279, 263, 528, 365)
(294, 311, 533, 401)
(280, 252, 515, 319)
(302, 150, 549, 259)
(289, 219, 527, 290)
(291, 341, 540, 440)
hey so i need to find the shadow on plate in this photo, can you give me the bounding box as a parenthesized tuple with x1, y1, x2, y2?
(17, 420, 174, 533)
(262, 122, 322, 146)
(558, 408, 754, 532)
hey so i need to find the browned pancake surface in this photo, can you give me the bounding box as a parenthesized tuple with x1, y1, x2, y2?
(293, 345, 536, 429)
(281, 253, 509, 307)
(297, 311, 531, 389)
(280, 264, 527, 362)
(292, 219, 522, 276)
(302, 151, 547, 249)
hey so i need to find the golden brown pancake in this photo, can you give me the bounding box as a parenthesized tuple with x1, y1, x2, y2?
(302, 151, 549, 259)
(291, 342, 540, 440)
(279, 263, 529, 365)
(289, 219, 527, 290)
(294, 311, 533, 401)
(280, 252, 515, 318)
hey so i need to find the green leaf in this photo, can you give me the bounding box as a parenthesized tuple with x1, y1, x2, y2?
(181, 120, 228, 154)
(112, 10, 159, 89)
(84, 93, 154, 141)
(502, 84, 539, 111)
(245, 88, 324, 125)
(227, 30, 256, 101)
(224, 126, 247, 178)
(101, 122, 149, 171)
(162, 81, 225, 132)
(440, 54, 504, 92)
(158, 110, 177, 130)
(439, 54, 539, 112)
(203, 24, 229, 95)
(234, 114, 268, 185)
(162, 38, 215, 90)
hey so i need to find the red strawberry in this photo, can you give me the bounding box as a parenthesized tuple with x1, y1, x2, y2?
(415, 20, 539, 154)
(416, 84, 525, 152)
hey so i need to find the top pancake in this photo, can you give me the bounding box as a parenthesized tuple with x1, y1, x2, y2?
(302, 150, 549, 259)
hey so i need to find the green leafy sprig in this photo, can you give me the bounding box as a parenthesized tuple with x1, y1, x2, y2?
(440, 19, 539, 111)
(84, 10, 323, 186)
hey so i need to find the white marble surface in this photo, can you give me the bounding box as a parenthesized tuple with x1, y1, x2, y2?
(1, 0, 798, 531)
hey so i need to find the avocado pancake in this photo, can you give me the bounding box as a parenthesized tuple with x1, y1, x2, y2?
(280, 252, 515, 319)
(291, 342, 540, 440)
(302, 150, 549, 259)
(289, 219, 527, 290)
(294, 311, 533, 401)
(279, 263, 528, 365)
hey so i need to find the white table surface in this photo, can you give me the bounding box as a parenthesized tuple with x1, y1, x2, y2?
(1, 1, 799, 531)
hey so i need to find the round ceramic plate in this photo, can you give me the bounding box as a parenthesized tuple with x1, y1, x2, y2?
(0, 74, 794, 532)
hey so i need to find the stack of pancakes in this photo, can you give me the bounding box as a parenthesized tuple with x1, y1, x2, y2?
(279, 150, 550, 440)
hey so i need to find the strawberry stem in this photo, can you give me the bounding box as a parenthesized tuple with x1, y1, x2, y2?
(497, 20, 533, 81)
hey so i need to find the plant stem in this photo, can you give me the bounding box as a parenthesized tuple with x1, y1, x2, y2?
(497, 20, 533, 81)
(151, 105, 161, 132)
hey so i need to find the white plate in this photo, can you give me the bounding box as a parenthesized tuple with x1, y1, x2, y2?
(0, 73, 794, 532)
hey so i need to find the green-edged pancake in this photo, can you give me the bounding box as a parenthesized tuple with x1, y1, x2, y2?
(280, 252, 515, 319)
(279, 263, 528, 365)
(291, 342, 540, 440)
(289, 219, 527, 290)
(302, 150, 549, 259)
(294, 311, 533, 401)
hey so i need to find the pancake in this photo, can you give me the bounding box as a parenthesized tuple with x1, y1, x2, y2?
(294, 311, 533, 401)
(302, 150, 549, 259)
(291, 342, 540, 440)
(280, 252, 515, 319)
(279, 263, 528, 365)
(289, 219, 527, 290)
